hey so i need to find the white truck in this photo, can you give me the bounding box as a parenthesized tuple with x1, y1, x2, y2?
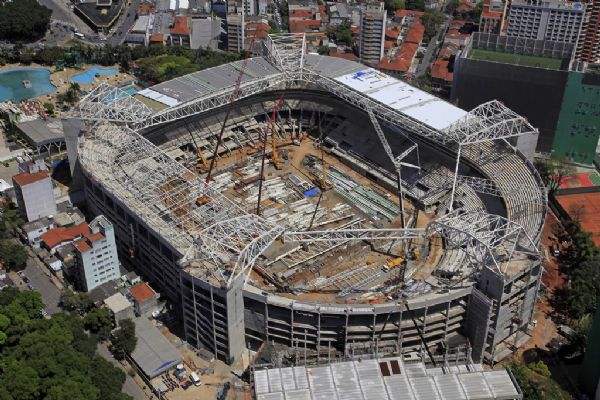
(190, 372, 201, 386)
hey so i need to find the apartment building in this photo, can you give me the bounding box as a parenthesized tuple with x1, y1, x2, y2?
(73, 215, 120, 292)
(506, 0, 586, 43)
(360, 2, 387, 66)
(12, 169, 57, 222)
(576, 0, 600, 62)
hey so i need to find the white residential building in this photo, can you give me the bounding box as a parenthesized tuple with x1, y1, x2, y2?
(73, 215, 120, 292)
(12, 170, 57, 222)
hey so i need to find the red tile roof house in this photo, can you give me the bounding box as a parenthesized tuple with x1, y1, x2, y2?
(170, 15, 191, 47)
(378, 42, 419, 76)
(41, 222, 91, 251)
(130, 282, 159, 316)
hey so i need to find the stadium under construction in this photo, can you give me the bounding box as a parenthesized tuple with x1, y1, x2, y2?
(67, 34, 547, 367)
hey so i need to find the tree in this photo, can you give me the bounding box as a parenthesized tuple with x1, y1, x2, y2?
(423, 9, 445, 42)
(43, 102, 55, 116)
(0, 290, 133, 400)
(385, 0, 405, 11)
(0, 0, 52, 42)
(509, 361, 573, 400)
(535, 156, 575, 194)
(110, 319, 137, 360)
(328, 21, 353, 46)
(473, 0, 484, 19)
(0, 204, 24, 235)
(60, 288, 93, 314)
(0, 241, 28, 271)
(91, 356, 129, 400)
(84, 307, 113, 334)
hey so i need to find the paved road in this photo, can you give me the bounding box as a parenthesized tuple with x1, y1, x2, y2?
(415, 16, 452, 77)
(97, 343, 153, 400)
(108, 0, 141, 46)
(22, 255, 62, 315)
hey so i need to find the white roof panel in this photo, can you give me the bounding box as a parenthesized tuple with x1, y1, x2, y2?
(137, 89, 180, 107)
(253, 359, 520, 400)
(333, 69, 467, 130)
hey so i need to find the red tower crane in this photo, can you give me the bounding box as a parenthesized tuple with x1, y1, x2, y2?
(205, 34, 257, 183)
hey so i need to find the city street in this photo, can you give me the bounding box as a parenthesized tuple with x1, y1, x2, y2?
(415, 15, 452, 77)
(108, 0, 141, 46)
(23, 254, 62, 315)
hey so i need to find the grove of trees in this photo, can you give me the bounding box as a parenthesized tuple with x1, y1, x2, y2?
(0, 0, 52, 42)
(0, 287, 132, 400)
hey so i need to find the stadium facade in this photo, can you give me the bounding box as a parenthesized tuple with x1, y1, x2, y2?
(69, 34, 547, 366)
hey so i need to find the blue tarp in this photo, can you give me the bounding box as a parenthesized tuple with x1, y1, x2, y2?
(304, 188, 320, 197)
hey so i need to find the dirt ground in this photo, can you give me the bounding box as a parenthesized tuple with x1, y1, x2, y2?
(515, 211, 567, 357)
(153, 323, 252, 400)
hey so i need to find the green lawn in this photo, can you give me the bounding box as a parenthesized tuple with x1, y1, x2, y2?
(469, 49, 563, 69)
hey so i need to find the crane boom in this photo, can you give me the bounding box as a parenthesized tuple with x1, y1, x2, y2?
(256, 93, 285, 215)
(206, 34, 257, 182)
(184, 120, 208, 170)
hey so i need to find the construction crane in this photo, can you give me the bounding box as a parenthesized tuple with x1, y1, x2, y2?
(205, 33, 257, 183)
(308, 114, 329, 229)
(271, 118, 282, 170)
(184, 120, 209, 171)
(256, 93, 286, 216)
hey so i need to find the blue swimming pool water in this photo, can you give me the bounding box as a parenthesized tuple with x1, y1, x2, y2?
(71, 66, 118, 84)
(102, 86, 138, 103)
(0, 68, 56, 102)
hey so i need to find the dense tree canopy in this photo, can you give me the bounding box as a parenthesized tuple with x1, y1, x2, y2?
(509, 361, 573, 399)
(328, 21, 353, 47)
(0, 0, 52, 42)
(384, 0, 406, 11)
(0, 240, 28, 271)
(0, 288, 131, 400)
(110, 319, 137, 361)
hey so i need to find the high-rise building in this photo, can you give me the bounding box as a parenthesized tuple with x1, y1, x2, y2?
(359, 2, 386, 66)
(12, 169, 57, 222)
(227, 13, 245, 52)
(506, 0, 586, 43)
(576, 0, 600, 63)
(72, 215, 120, 292)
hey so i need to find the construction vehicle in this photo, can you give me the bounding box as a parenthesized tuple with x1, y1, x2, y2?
(408, 248, 420, 260)
(271, 122, 282, 170)
(383, 252, 406, 271)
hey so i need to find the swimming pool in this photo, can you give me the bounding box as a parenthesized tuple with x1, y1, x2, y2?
(0, 68, 56, 102)
(71, 66, 118, 84)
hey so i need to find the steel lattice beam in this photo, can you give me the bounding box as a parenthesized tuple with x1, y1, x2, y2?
(72, 82, 153, 123)
(443, 100, 539, 145)
(283, 227, 426, 243)
(428, 209, 539, 274)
